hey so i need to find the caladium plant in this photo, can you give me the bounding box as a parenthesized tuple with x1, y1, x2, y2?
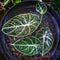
(11, 27, 54, 56)
(1, 2, 53, 56)
(2, 13, 41, 37)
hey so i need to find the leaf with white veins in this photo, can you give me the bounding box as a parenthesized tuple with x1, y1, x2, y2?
(36, 27, 54, 56)
(11, 36, 41, 56)
(11, 27, 54, 56)
(2, 13, 41, 37)
(36, 2, 47, 15)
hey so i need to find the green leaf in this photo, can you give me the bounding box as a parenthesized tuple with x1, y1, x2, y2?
(36, 27, 54, 56)
(11, 0, 21, 4)
(11, 36, 41, 56)
(2, 13, 41, 37)
(51, 0, 60, 14)
(2, 0, 10, 7)
(36, 2, 47, 15)
(11, 27, 54, 56)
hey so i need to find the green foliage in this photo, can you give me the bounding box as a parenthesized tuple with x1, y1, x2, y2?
(51, 0, 60, 14)
(11, 0, 22, 4)
(2, 13, 41, 37)
(2, 0, 10, 7)
(2, 0, 22, 7)
(35, 27, 54, 56)
(11, 37, 41, 56)
(11, 27, 54, 56)
(36, 2, 47, 15)
(1, 1, 53, 56)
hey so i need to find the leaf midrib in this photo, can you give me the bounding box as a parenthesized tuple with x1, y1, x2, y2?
(12, 44, 39, 47)
(2, 21, 37, 29)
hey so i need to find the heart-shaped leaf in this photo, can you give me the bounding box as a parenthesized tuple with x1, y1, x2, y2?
(36, 2, 47, 15)
(2, 13, 41, 37)
(36, 27, 54, 56)
(11, 27, 54, 56)
(11, 36, 41, 56)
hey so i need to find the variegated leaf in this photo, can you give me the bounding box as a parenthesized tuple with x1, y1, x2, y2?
(11, 27, 54, 56)
(36, 27, 54, 56)
(36, 2, 47, 15)
(11, 36, 41, 56)
(2, 13, 41, 37)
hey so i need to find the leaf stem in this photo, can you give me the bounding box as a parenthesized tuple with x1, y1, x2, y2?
(39, 14, 43, 24)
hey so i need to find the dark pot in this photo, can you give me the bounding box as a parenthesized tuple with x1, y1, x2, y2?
(0, 1, 59, 60)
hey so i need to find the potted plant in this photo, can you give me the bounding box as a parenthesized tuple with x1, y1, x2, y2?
(0, 1, 59, 60)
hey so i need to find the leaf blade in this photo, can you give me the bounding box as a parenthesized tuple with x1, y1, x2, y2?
(2, 13, 41, 37)
(11, 27, 54, 56)
(36, 2, 47, 15)
(12, 37, 40, 56)
(36, 27, 54, 56)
